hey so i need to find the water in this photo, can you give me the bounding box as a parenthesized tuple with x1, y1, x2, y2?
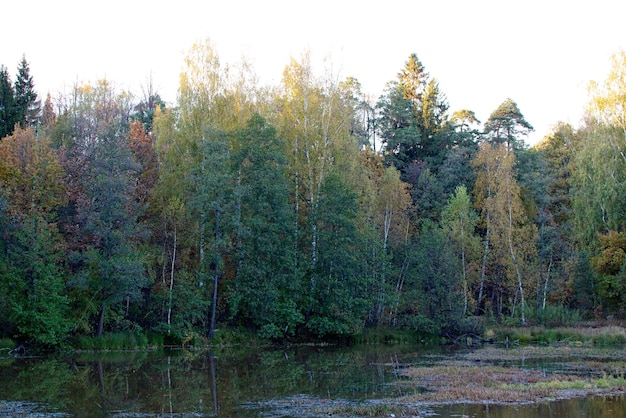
(0, 344, 623, 417)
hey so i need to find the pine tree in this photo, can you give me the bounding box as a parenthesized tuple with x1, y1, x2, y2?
(483, 98, 533, 150)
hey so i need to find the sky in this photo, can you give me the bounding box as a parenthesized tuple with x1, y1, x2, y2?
(2, 0, 625, 146)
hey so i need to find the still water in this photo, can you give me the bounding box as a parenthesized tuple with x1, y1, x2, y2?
(0, 344, 624, 417)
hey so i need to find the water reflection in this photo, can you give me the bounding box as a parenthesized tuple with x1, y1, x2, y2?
(0, 345, 623, 417)
(435, 395, 626, 418)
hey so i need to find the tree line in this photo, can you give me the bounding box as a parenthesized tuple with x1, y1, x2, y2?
(1, 41, 625, 347)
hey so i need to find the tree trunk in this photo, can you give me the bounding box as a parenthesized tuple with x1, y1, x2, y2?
(98, 299, 106, 337)
(209, 210, 220, 339)
(477, 219, 489, 314)
(542, 258, 553, 310)
(507, 191, 526, 325)
(167, 227, 177, 335)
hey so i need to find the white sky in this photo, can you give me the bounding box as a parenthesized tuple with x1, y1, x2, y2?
(2, 0, 625, 145)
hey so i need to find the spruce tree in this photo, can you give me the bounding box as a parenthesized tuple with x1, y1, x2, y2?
(0, 65, 16, 138)
(14, 55, 40, 127)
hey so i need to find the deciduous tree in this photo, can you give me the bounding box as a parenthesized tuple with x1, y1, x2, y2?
(0, 126, 70, 345)
(229, 114, 300, 338)
(441, 185, 480, 315)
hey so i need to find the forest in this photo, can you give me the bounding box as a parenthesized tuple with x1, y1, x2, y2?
(1, 40, 625, 347)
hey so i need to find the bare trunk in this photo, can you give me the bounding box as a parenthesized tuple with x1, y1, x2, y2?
(542, 258, 553, 310)
(477, 219, 489, 314)
(461, 242, 468, 316)
(209, 210, 220, 339)
(98, 299, 106, 337)
(460, 213, 468, 316)
(378, 201, 392, 324)
(209, 354, 219, 415)
(167, 227, 177, 334)
(506, 190, 525, 325)
(477, 178, 492, 315)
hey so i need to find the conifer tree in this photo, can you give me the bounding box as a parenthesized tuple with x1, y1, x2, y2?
(41, 92, 56, 127)
(483, 98, 533, 150)
(14, 56, 40, 127)
(0, 65, 16, 138)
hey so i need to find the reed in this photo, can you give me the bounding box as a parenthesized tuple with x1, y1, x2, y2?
(77, 331, 150, 351)
(494, 325, 626, 346)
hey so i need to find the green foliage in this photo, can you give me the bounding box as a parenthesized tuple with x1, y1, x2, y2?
(591, 231, 626, 314)
(377, 54, 452, 174)
(191, 127, 235, 339)
(228, 114, 301, 339)
(404, 223, 464, 335)
(13, 55, 40, 127)
(0, 65, 17, 138)
(77, 331, 149, 350)
(494, 325, 625, 346)
(523, 305, 582, 327)
(571, 123, 626, 250)
(306, 172, 370, 337)
(352, 327, 418, 344)
(0, 128, 71, 345)
(2, 217, 71, 346)
(483, 98, 533, 149)
(0, 337, 17, 350)
(4, 41, 626, 351)
(441, 185, 481, 315)
(61, 81, 148, 336)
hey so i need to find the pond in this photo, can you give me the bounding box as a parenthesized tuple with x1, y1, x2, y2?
(0, 344, 624, 417)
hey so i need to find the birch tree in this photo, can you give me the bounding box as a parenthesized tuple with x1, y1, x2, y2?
(474, 142, 537, 322)
(441, 185, 480, 315)
(275, 53, 357, 318)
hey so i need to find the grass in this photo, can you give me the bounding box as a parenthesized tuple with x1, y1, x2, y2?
(0, 338, 17, 351)
(491, 325, 626, 346)
(394, 363, 626, 404)
(313, 343, 626, 416)
(388, 344, 626, 405)
(462, 344, 626, 361)
(76, 331, 150, 351)
(316, 402, 421, 417)
(352, 327, 438, 345)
